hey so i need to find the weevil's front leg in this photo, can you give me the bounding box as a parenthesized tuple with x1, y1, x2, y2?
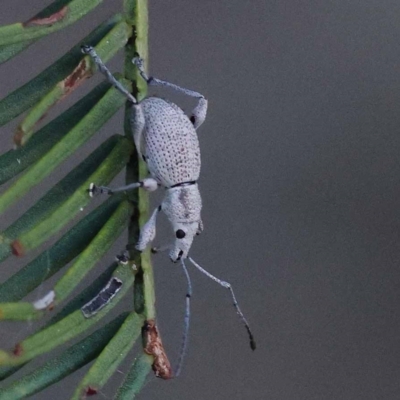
(81, 45, 137, 104)
(116, 205, 161, 264)
(133, 56, 208, 129)
(89, 178, 158, 197)
(136, 206, 161, 251)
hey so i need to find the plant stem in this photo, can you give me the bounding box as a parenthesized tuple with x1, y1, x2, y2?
(123, 1, 155, 320)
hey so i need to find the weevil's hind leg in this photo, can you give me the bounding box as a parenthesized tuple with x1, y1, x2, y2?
(133, 56, 208, 129)
(188, 257, 256, 351)
(136, 206, 161, 251)
(89, 178, 158, 197)
(81, 45, 137, 104)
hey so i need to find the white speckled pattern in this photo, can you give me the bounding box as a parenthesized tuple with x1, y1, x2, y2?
(140, 97, 201, 187)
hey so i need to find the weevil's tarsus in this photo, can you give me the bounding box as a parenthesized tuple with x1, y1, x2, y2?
(81, 277, 123, 318)
(115, 250, 130, 265)
(188, 257, 256, 350)
(174, 258, 192, 377)
(88, 182, 113, 197)
(81, 45, 138, 104)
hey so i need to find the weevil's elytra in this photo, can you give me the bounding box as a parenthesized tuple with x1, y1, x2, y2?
(134, 97, 201, 188)
(81, 45, 255, 376)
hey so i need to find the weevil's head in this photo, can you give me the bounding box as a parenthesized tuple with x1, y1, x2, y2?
(169, 221, 203, 261)
(162, 185, 203, 262)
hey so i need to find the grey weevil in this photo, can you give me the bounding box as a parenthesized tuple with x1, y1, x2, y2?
(81, 46, 255, 373)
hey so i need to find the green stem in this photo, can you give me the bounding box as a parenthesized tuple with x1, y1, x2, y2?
(124, 0, 154, 320)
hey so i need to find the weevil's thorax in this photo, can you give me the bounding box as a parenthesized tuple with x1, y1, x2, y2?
(162, 184, 202, 261)
(140, 97, 201, 188)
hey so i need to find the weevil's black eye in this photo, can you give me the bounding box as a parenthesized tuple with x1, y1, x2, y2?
(176, 229, 186, 239)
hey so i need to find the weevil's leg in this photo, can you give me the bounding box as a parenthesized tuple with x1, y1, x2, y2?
(188, 257, 256, 351)
(189, 97, 208, 129)
(133, 57, 208, 129)
(131, 103, 146, 161)
(89, 178, 158, 197)
(196, 219, 204, 236)
(151, 244, 171, 254)
(136, 206, 161, 251)
(174, 258, 192, 377)
(81, 45, 137, 104)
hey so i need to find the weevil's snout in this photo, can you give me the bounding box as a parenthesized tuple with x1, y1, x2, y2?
(169, 248, 184, 263)
(169, 238, 193, 263)
(169, 223, 198, 262)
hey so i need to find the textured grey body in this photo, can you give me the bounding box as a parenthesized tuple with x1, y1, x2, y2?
(135, 97, 201, 187)
(131, 97, 204, 260)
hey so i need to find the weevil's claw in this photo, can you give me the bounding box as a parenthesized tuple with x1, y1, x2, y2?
(115, 250, 130, 265)
(88, 183, 113, 197)
(132, 56, 144, 69)
(81, 45, 92, 55)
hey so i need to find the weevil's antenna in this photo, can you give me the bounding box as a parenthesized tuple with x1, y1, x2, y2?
(81, 45, 138, 104)
(174, 258, 193, 377)
(188, 257, 256, 351)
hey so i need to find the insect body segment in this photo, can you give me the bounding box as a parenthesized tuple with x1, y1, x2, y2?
(136, 98, 201, 188)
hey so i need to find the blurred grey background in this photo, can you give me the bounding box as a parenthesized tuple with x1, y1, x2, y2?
(2, 1, 400, 399)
